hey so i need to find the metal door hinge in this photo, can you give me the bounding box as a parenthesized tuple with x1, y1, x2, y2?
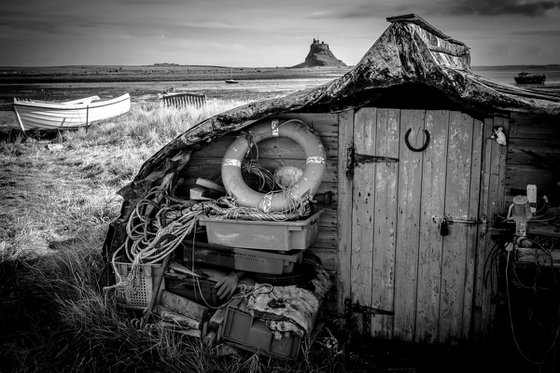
(345, 145, 399, 175)
(344, 298, 394, 318)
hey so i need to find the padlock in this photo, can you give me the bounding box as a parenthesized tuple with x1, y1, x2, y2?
(440, 220, 449, 236)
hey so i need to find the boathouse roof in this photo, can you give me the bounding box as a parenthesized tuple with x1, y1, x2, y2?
(124, 13, 560, 193)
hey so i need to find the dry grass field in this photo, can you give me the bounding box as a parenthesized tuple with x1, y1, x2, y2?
(0, 97, 533, 372)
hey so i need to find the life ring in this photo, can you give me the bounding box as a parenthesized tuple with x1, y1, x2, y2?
(221, 119, 326, 212)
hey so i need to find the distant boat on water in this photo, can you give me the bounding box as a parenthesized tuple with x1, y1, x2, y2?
(514, 72, 546, 85)
(225, 64, 239, 84)
(12, 93, 131, 131)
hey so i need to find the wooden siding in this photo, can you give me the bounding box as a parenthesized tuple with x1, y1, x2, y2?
(507, 114, 560, 204)
(473, 115, 509, 341)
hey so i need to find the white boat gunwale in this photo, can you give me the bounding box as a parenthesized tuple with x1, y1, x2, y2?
(12, 93, 130, 111)
(12, 93, 131, 131)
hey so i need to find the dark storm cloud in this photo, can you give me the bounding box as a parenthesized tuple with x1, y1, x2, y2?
(447, 0, 560, 16)
(510, 29, 560, 36)
(116, 0, 186, 5)
(311, 0, 560, 19)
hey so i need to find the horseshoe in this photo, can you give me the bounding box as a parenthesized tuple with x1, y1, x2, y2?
(404, 128, 430, 152)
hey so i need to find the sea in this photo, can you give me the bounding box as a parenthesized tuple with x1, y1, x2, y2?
(0, 65, 559, 124)
(473, 65, 560, 88)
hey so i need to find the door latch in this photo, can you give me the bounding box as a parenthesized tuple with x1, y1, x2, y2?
(432, 214, 488, 235)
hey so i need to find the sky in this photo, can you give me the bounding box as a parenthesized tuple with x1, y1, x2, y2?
(1, 0, 559, 67)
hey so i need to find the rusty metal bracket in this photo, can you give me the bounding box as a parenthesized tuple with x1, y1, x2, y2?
(354, 153, 399, 165)
(345, 145, 355, 176)
(345, 145, 399, 176)
(344, 298, 394, 319)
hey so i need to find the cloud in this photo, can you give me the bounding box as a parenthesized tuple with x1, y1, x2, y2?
(509, 28, 560, 36)
(309, 0, 560, 19)
(445, 0, 560, 16)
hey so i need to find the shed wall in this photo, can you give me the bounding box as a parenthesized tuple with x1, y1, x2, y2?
(506, 113, 560, 205)
(182, 113, 341, 283)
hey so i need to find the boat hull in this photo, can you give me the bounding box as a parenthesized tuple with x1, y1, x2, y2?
(12, 93, 131, 131)
(514, 74, 546, 85)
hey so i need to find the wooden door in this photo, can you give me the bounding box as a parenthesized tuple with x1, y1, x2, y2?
(342, 108, 484, 343)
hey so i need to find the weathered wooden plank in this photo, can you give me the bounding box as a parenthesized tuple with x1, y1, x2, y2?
(278, 113, 340, 135)
(479, 117, 502, 341)
(494, 116, 510, 217)
(180, 179, 339, 202)
(516, 247, 560, 267)
(351, 107, 376, 332)
(509, 113, 559, 139)
(184, 158, 338, 182)
(191, 135, 339, 160)
(160, 290, 208, 321)
(473, 117, 494, 342)
(370, 108, 399, 339)
(507, 138, 560, 166)
(505, 165, 557, 193)
(414, 110, 448, 343)
(155, 306, 202, 330)
(394, 109, 425, 341)
(337, 110, 354, 312)
(462, 118, 483, 340)
(438, 111, 473, 343)
(313, 226, 337, 244)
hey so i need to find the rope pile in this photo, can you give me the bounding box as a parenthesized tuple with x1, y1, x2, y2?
(107, 186, 312, 296)
(107, 129, 317, 296)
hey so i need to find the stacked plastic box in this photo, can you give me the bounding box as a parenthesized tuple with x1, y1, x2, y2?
(194, 210, 322, 358)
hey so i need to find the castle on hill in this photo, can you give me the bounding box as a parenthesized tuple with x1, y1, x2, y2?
(291, 39, 347, 68)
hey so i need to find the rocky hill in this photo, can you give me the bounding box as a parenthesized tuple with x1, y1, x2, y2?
(292, 39, 347, 68)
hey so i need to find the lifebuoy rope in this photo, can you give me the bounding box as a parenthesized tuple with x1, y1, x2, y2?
(221, 119, 326, 213)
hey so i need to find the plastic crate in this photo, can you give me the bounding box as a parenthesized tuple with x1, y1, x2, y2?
(114, 262, 164, 309)
(165, 273, 224, 307)
(222, 298, 303, 360)
(184, 243, 303, 274)
(199, 210, 322, 252)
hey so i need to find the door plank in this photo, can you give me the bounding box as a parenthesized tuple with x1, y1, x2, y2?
(351, 108, 377, 331)
(438, 111, 474, 343)
(415, 110, 449, 343)
(370, 108, 400, 339)
(462, 118, 483, 339)
(336, 110, 354, 312)
(473, 117, 494, 341)
(394, 109, 425, 341)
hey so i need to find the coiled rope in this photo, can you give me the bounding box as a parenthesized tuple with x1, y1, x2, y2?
(107, 187, 311, 296)
(106, 131, 315, 297)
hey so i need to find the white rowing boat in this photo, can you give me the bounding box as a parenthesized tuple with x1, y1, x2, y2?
(12, 93, 131, 131)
